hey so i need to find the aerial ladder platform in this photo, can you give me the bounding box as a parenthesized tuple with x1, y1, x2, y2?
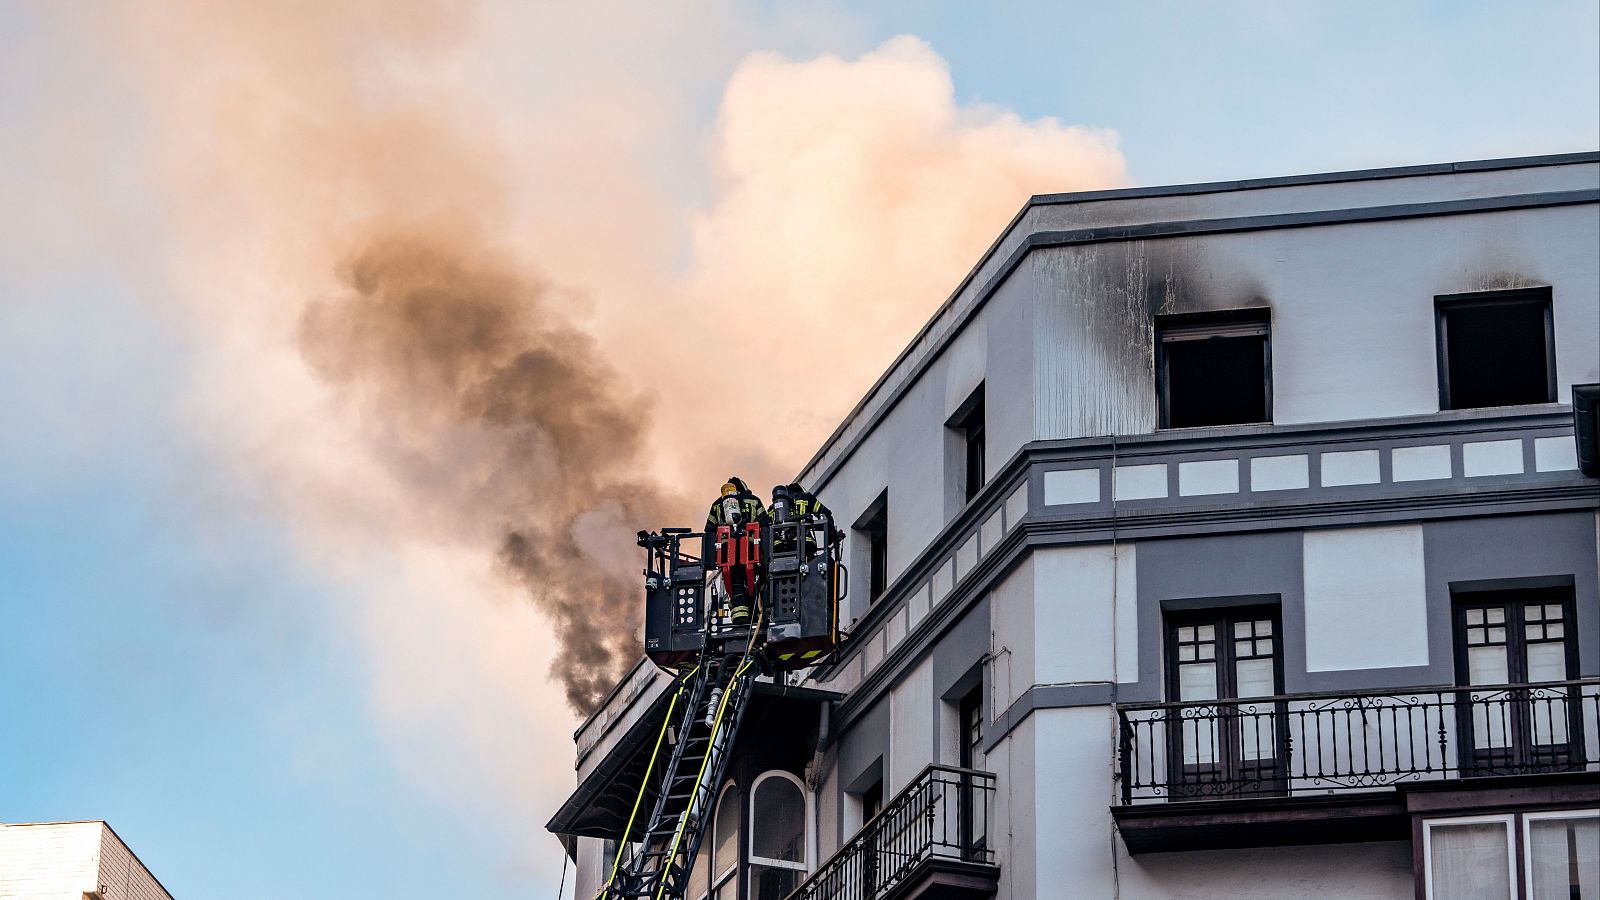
(598, 487, 846, 900)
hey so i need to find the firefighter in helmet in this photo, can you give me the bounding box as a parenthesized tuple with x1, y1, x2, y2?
(772, 481, 840, 556)
(705, 477, 769, 625)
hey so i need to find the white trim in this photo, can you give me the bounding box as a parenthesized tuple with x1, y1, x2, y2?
(1422, 813, 1516, 900)
(1521, 807, 1599, 900)
(748, 769, 815, 873)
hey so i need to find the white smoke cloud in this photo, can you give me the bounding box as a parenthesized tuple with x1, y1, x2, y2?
(16, 3, 1126, 887)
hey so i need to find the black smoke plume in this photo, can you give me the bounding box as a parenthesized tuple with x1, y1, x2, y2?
(300, 230, 688, 714)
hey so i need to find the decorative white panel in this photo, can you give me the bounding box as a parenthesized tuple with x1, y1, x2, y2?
(1463, 439, 1524, 477)
(1391, 444, 1452, 482)
(1178, 459, 1240, 496)
(1113, 464, 1168, 501)
(1250, 454, 1310, 491)
(1319, 449, 1380, 486)
(1303, 525, 1429, 671)
(1044, 468, 1100, 505)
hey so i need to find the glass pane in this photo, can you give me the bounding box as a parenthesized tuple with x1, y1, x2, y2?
(1429, 821, 1512, 900)
(1545, 603, 1562, 620)
(1527, 624, 1543, 640)
(749, 864, 805, 900)
(1468, 645, 1509, 685)
(1488, 626, 1506, 643)
(1528, 641, 1566, 683)
(1233, 658, 1277, 762)
(750, 777, 805, 863)
(1235, 658, 1275, 698)
(1472, 690, 1512, 750)
(1197, 644, 1215, 660)
(1487, 607, 1504, 624)
(1178, 626, 1194, 642)
(1179, 645, 1195, 661)
(1528, 817, 1599, 900)
(1527, 642, 1570, 745)
(1178, 663, 1218, 766)
(1257, 637, 1272, 655)
(1257, 620, 1271, 636)
(1549, 622, 1563, 639)
(1198, 625, 1214, 641)
(1239, 710, 1276, 761)
(713, 788, 739, 877)
(1235, 640, 1252, 657)
(1234, 621, 1250, 637)
(1178, 662, 1217, 702)
(1468, 609, 1484, 625)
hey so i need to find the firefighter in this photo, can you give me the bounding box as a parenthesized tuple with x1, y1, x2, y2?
(782, 481, 840, 556)
(705, 477, 768, 625)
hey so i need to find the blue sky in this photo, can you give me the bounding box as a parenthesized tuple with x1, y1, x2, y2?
(1, 3, 1595, 898)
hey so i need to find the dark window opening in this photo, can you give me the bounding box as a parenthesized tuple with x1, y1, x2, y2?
(958, 685, 987, 854)
(1437, 288, 1556, 410)
(861, 779, 883, 823)
(959, 687, 983, 771)
(853, 491, 889, 604)
(948, 384, 986, 503)
(1157, 310, 1271, 429)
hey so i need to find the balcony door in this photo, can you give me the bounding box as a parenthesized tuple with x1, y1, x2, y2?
(1453, 589, 1582, 775)
(1164, 607, 1286, 798)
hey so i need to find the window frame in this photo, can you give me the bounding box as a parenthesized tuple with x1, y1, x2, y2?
(853, 490, 889, 606)
(1422, 813, 1518, 900)
(1434, 287, 1557, 411)
(695, 780, 739, 900)
(747, 770, 813, 878)
(1521, 808, 1600, 900)
(947, 383, 987, 504)
(1155, 308, 1273, 430)
(1161, 604, 1287, 798)
(1449, 587, 1583, 774)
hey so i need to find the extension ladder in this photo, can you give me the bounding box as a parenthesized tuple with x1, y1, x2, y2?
(598, 643, 759, 900)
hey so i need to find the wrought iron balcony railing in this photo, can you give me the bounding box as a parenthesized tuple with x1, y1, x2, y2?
(1117, 679, 1600, 804)
(786, 764, 995, 900)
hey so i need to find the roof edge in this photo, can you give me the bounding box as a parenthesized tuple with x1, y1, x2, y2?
(1029, 150, 1599, 207)
(794, 151, 1600, 487)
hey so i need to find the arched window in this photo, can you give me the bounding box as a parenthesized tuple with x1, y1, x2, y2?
(748, 771, 810, 900)
(685, 782, 738, 900)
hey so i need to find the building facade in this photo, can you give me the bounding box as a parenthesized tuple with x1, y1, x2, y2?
(0, 821, 172, 900)
(550, 153, 1600, 900)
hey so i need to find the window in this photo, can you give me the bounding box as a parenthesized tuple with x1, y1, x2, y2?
(1156, 309, 1271, 429)
(1524, 810, 1599, 900)
(687, 784, 738, 900)
(853, 491, 889, 605)
(748, 772, 808, 900)
(948, 384, 986, 503)
(861, 778, 884, 823)
(1164, 606, 1284, 797)
(1452, 588, 1581, 774)
(958, 686, 987, 853)
(1437, 288, 1556, 410)
(1422, 810, 1598, 900)
(1425, 814, 1517, 900)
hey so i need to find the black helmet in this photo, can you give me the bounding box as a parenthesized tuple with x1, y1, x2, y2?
(728, 476, 750, 493)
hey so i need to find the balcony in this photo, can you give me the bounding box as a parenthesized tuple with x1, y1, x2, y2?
(1113, 679, 1600, 852)
(787, 764, 998, 900)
